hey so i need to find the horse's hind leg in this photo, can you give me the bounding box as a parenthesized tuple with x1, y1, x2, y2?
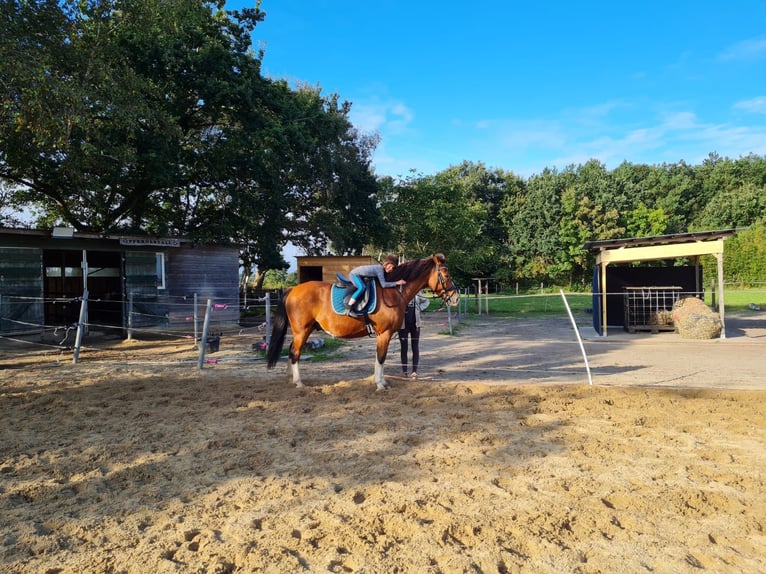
(288, 339, 307, 388)
(290, 360, 303, 388)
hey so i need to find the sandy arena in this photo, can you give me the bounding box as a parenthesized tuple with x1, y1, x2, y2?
(1, 311, 765, 573)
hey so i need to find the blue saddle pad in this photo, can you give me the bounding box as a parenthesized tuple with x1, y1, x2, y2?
(331, 283, 377, 315)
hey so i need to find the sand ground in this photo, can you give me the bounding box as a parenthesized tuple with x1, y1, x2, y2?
(1, 311, 765, 573)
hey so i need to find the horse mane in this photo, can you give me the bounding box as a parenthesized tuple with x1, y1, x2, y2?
(387, 254, 446, 282)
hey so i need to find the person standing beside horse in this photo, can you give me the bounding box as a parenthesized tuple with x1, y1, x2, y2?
(346, 255, 406, 312)
(399, 291, 429, 379)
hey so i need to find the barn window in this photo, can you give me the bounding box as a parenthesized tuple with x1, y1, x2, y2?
(155, 252, 166, 290)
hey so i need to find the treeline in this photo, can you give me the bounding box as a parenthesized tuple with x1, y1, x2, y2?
(1, 1, 764, 290)
(375, 156, 766, 288)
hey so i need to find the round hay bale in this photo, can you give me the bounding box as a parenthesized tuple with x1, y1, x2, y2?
(672, 297, 722, 339)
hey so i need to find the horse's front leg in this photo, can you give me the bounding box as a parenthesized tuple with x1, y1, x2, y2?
(373, 332, 393, 391)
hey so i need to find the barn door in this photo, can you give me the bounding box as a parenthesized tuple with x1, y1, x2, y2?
(0, 247, 44, 334)
(123, 251, 162, 326)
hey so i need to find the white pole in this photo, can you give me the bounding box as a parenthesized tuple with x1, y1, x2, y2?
(560, 289, 593, 386)
(73, 289, 88, 364)
(193, 293, 200, 348)
(264, 292, 271, 345)
(197, 298, 213, 370)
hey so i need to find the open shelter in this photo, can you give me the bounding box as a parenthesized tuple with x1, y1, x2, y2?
(584, 229, 738, 337)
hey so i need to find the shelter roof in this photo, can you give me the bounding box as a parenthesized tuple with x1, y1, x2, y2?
(584, 229, 738, 253)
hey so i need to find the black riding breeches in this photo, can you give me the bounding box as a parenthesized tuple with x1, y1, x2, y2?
(398, 324, 420, 373)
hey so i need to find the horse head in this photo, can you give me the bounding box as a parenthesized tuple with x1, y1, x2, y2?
(427, 254, 460, 306)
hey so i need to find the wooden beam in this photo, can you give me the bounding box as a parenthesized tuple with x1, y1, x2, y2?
(600, 263, 608, 337)
(595, 239, 724, 264)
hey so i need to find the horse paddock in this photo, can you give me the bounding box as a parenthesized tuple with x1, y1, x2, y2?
(1, 313, 765, 573)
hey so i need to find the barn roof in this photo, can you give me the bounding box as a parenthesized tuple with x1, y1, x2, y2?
(584, 228, 739, 253)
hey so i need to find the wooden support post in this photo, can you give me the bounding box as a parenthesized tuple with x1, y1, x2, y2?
(716, 253, 726, 339)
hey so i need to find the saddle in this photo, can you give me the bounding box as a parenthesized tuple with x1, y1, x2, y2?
(331, 274, 378, 318)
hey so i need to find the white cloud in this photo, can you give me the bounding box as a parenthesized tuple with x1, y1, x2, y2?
(658, 110, 699, 130)
(717, 36, 766, 61)
(368, 94, 766, 179)
(350, 99, 414, 135)
(733, 96, 766, 114)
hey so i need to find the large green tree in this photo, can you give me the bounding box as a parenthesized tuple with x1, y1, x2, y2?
(1, 0, 387, 282)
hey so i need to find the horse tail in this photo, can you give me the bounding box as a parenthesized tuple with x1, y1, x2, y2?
(266, 292, 289, 369)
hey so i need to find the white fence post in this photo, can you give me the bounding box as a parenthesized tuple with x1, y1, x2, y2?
(197, 299, 213, 370)
(73, 290, 88, 364)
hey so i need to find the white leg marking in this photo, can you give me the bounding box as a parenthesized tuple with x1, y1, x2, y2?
(374, 361, 388, 391)
(291, 361, 304, 388)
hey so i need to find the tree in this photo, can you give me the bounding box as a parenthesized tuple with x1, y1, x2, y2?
(555, 188, 623, 286)
(500, 167, 568, 283)
(2, 0, 265, 232)
(379, 164, 505, 285)
(1, 0, 387, 283)
(695, 182, 766, 230)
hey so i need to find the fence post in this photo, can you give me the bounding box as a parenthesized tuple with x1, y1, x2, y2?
(197, 298, 213, 370)
(264, 292, 271, 345)
(193, 293, 199, 349)
(127, 292, 134, 340)
(464, 287, 470, 316)
(476, 279, 482, 315)
(73, 289, 88, 364)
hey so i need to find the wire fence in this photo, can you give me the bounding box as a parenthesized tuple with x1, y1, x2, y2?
(0, 290, 277, 369)
(1, 286, 763, 376)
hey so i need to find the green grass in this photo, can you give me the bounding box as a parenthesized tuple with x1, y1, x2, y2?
(704, 288, 766, 311)
(455, 288, 765, 317)
(457, 292, 592, 317)
(303, 336, 346, 362)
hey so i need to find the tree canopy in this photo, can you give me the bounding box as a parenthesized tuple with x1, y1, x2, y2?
(0, 0, 388, 282)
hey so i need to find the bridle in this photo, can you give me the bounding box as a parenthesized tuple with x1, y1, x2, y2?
(433, 265, 459, 303)
(383, 261, 459, 308)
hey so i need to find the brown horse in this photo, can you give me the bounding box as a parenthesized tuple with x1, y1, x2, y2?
(266, 254, 460, 390)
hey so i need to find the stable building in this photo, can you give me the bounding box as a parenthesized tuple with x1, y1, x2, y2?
(0, 226, 240, 335)
(296, 255, 375, 284)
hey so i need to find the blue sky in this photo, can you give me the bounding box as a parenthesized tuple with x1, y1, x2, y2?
(231, 1, 766, 179)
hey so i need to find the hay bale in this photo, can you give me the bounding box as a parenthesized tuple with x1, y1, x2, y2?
(672, 297, 722, 339)
(648, 309, 674, 326)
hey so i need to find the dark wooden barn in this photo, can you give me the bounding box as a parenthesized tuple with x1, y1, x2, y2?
(0, 227, 240, 335)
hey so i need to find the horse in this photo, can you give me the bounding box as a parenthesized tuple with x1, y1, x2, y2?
(266, 253, 460, 391)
